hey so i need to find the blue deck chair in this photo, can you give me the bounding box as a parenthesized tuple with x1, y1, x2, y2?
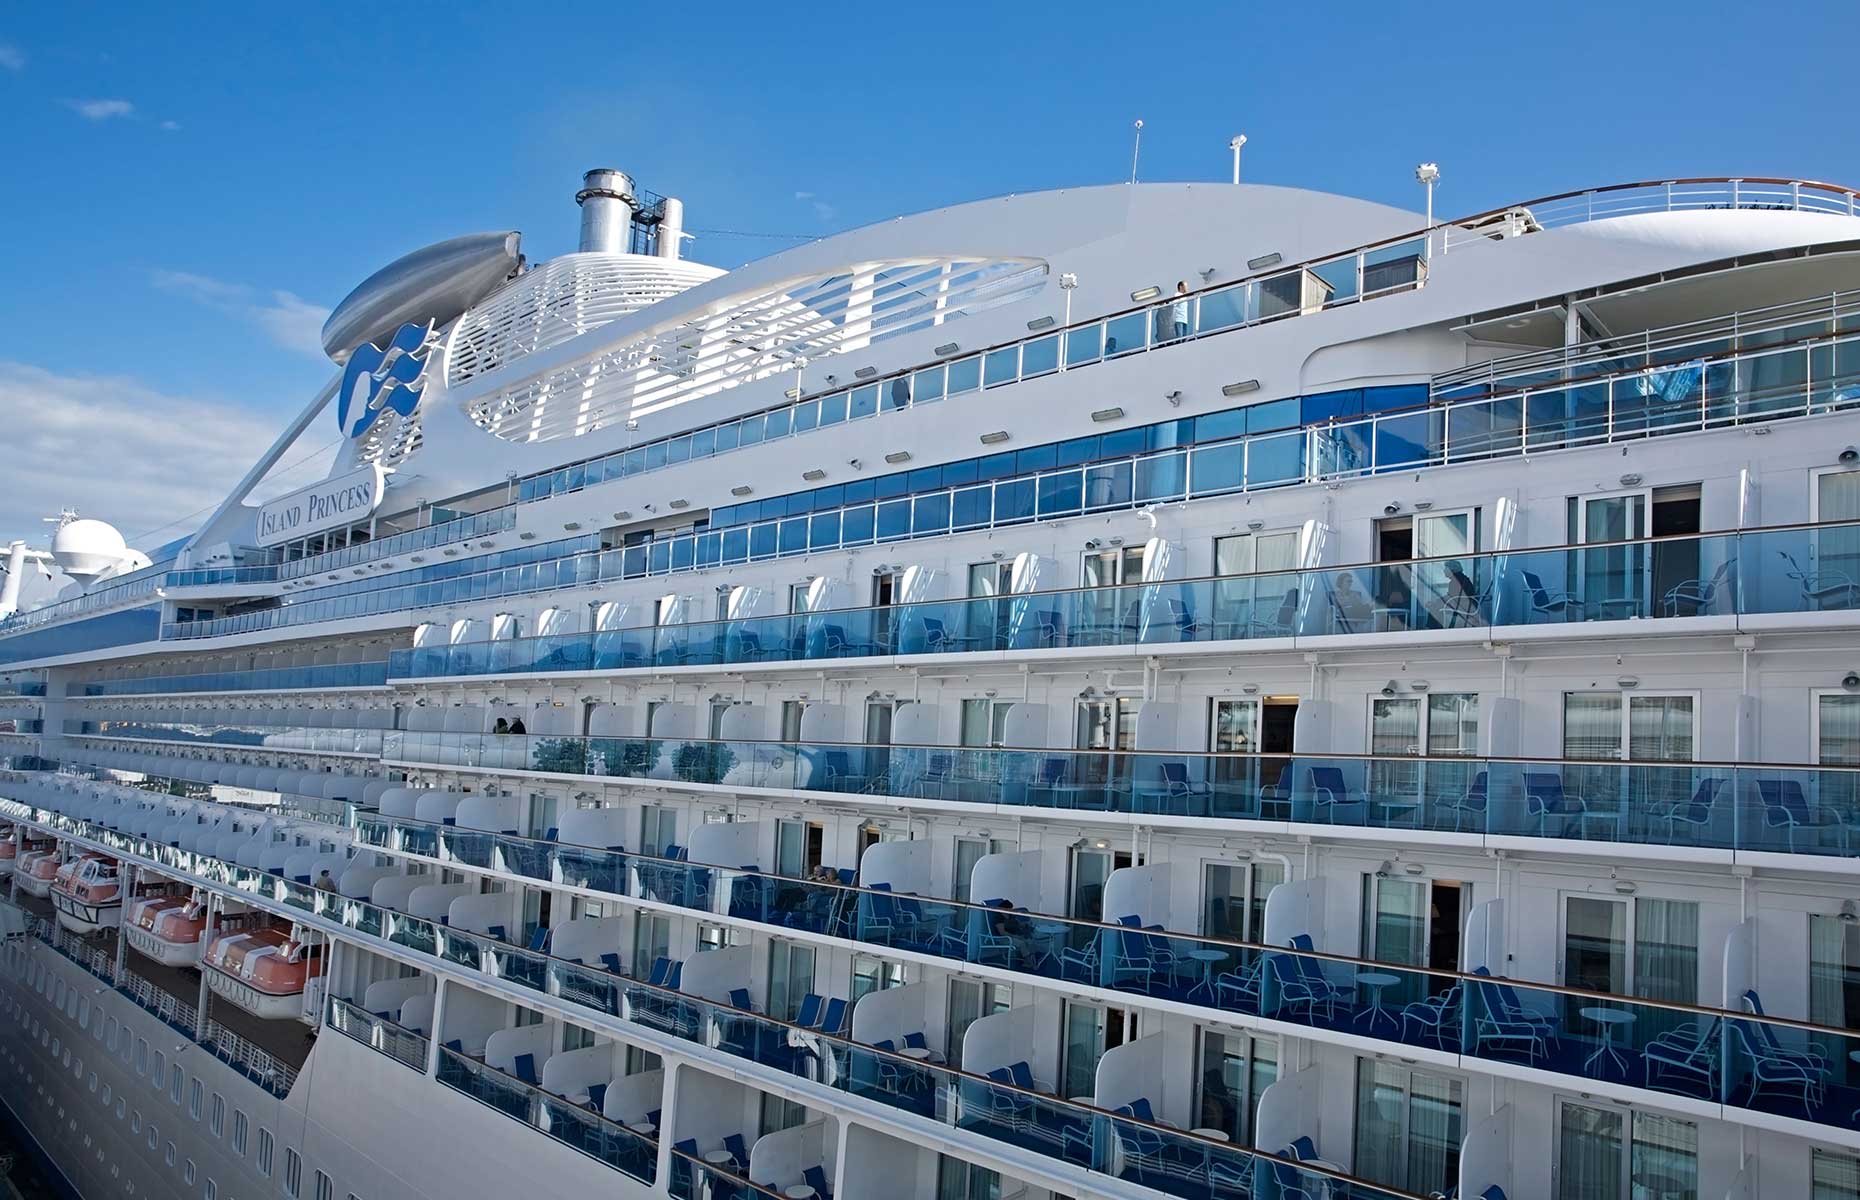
(722, 1133, 748, 1171)
(1524, 772, 1582, 836)
(804, 1166, 833, 1200)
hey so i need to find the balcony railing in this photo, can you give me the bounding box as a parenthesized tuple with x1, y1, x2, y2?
(10, 788, 1856, 1147)
(81, 662, 390, 696)
(202, 1017, 297, 1097)
(435, 1045, 657, 1184)
(389, 516, 1860, 684)
(375, 734, 1860, 863)
(326, 995, 429, 1070)
(66, 721, 385, 756)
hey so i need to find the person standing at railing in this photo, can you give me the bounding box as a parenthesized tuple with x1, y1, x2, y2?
(1167, 281, 1190, 341)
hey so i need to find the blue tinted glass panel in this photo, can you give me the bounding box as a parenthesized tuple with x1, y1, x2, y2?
(841, 506, 876, 545)
(1245, 397, 1300, 434)
(749, 523, 778, 559)
(912, 493, 951, 534)
(691, 428, 715, 458)
(1084, 462, 1132, 508)
(850, 386, 879, 419)
(983, 347, 1019, 387)
(978, 453, 1017, 481)
(809, 512, 841, 549)
(1135, 452, 1187, 501)
(912, 366, 945, 403)
(764, 409, 792, 439)
(1188, 444, 1243, 496)
(995, 480, 1035, 523)
(1056, 437, 1098, 468)
(1022, 336, 1059, 376)
(952, 486, 991, 529)
(876, 499, 912, 540)
(941, 459, 979, 487)
(1246, 430, 1305, 486)
(1036, 470, 1083, 516)
(818, 392, 848, 426)
(1066, 324, 1103, 366)
(737, 416, 764, 446)
(1105, 312, 1147, 355)
(666, 436, 691, 464)
(1197, 285, 1248, 332)
(779, 518, 808, 554)
(946, 357, 981, 395)
(1016, 445, 1058, 473)
(721, 528, 749, 563)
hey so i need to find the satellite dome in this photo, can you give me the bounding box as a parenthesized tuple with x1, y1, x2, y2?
(50, 517, 130, 582)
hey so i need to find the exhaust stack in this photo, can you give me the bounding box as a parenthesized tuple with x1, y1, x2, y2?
(576, 169, 636, 254)
(655, 196, 685, 261)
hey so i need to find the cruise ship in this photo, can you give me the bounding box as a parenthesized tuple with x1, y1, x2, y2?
(0, 166, 1858, 1200)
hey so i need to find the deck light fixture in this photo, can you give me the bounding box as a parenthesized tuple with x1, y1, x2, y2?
(979, 431, 1010, 445)
(1221, 379, 1260, 397)
(668, 499, 690, 509)
(1246, 252, 1282, 271)
(854, 366, 878, 379)
(1027, 316, 1056, 331)
(884, 451, 912, 464)
(1090, 407, 1125, 423)
(1130, 285, 1163, 303)
(802, 469, 827, 482)
(730, 486, 752, 496)
(934, 342, 960, 356)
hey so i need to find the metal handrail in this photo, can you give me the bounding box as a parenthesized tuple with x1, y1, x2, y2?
(13, 792, 1856, 1167)
(403, 512, 1860, 665)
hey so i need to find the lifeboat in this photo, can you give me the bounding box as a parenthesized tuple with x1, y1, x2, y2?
(51, 854, 122, 935)
(14, 839, 62, 898)
(122, 890, 209, 967)
(0, 824, 15, 878)
(203, 922, 323, 1021)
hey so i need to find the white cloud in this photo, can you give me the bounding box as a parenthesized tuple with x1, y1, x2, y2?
(0, 362, 334, 549)
(66, 98, 135, 121)
(152, 270, 330, 359)
(0, 44, 25, 72)
(159, 119, 180, 131)
(794, 190, 837, 224)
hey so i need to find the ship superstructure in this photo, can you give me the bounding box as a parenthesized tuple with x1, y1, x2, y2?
(3, 168, 1860, 1200)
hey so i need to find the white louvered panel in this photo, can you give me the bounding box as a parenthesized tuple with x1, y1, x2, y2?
(466, 256, 1046, 444)
(445, 253, 725, 388)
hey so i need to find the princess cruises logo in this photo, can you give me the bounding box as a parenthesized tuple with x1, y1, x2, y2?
(337, 321, 435, 440)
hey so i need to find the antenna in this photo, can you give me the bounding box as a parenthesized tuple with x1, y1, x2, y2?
(1229, 134, 1247, 184)
(1129, 119, 1143, 185)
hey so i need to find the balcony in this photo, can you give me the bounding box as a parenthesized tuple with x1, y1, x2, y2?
(388, 517, 1860, 685)
(80, 661, 391, 696)
(18, 774, 1859, 1152)
(327, 995, 430, 1072)
(435, 1044, 658, 1184)
(375, 736, 1860, 866)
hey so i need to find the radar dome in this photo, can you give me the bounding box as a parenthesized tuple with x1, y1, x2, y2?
(51, 518, 130, 582)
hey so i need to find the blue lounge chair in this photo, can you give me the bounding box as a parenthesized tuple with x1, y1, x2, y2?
(804, 1166, 833, 1200)
(512, 1053, 538, 1085)
(1216, 960, 1262, 1011)
(1650, 777, 1722, 843)
(1401, 984, 1460, 1049)
(1757, 779, 1825, 851)
(727, 987, 754, 1011)
(1729, 1021, 1826, 1108)
(1524, 773, 1583, 837)
(1151, 761, 1212, 815)
(819, 997, 849, 1036)
(1306, 766, 1359, 821)
(1642, 1017, 1720, 1095)
(599, 951, 623, 975)
(1470, 969, 1554, 1062)
(585, 1082, 606, 1112)
(1441, 771, 1489, 833)
(1521, 570, 1583, 620)
(722, 1133, 749, 1171)
(527, 926, 551, 952)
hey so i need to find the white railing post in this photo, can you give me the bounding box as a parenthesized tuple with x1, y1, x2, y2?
(1792, 181, 1802, 211)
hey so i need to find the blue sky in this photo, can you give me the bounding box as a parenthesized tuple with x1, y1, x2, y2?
(1, 0, 1856, 553)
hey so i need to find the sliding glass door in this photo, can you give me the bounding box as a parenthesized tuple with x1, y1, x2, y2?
(1555, 1102, 1697, 1200)
(1353, 1060, 1463, 1195)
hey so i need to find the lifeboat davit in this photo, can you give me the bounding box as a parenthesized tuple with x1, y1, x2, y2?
(0, 825, 16, 878)
(123, 893, 208, 967)
(51, 854, 122, 935)
(15, 841, 62, 898)
(203, 924, 322, 1020)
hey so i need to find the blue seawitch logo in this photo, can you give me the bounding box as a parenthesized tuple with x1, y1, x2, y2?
(337, 322, 435, 440)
